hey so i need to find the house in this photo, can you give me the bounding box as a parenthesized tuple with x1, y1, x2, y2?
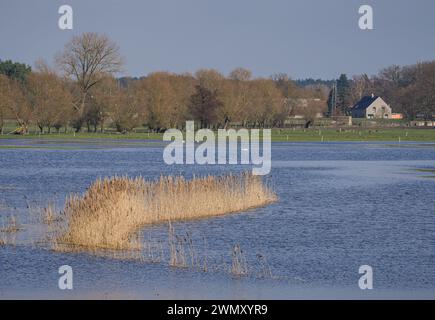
(351, 94, 392, 119)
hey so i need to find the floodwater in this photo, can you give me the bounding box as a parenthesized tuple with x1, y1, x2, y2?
(1, 139, 435, 299)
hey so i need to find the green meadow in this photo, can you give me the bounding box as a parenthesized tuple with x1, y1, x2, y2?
(1, 127, 435, 142)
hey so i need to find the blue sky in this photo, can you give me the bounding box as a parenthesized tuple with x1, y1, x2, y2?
(0, 0, 434, 79)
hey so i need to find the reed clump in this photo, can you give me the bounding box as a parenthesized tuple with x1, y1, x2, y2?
(41, 201, 62, 225)
(1, 216, 21, 233)
(56, 173, 276, 251)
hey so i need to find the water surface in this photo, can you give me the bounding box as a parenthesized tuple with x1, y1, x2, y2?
(1, 140, 434, 299)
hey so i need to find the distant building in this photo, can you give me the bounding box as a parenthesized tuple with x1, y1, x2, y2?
(416, 113, 435, 120)
(411, 120, 435, 127)
(351, 94, 392, 119)
(287, 98, 324, 119)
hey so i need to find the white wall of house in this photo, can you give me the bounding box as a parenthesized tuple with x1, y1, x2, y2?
(365, 98, 392, 119)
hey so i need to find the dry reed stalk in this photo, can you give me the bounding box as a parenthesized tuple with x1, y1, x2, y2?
(143, 236, 164, 263)
(0, 233, 16, 246)
(202, 236, 209, 272)
(55, 173, 276, 251)
(42, 201, 59, 225)
(256, 254, 273, 278)
(0, 200, 8, 212)
(168, 222, 179, 267)
(1, 216, 21, 233)
(231, 244, 248, 276)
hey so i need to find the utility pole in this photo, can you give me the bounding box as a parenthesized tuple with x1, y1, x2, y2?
(328, 81, 337, 117)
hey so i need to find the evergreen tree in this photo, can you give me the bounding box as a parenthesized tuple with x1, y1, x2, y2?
(336, 74, 352, 115)
(0, 59, 31, 82)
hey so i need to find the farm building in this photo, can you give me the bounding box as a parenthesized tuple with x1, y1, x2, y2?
(351, 95, 392, 119)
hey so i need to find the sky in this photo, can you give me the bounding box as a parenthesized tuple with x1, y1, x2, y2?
(0, 0, 434, 80)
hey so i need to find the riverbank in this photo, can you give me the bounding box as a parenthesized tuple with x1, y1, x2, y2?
(1, 128, 435, 142)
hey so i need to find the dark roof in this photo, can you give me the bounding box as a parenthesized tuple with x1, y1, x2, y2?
(352, 96, 379, 110)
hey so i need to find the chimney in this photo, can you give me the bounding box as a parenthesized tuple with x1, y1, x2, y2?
(371, 93, 375, 98)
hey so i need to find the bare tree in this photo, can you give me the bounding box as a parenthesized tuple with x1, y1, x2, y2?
(247, 79, 284, 128)
(87, 76, 126, 132)
(168, 74, 196, 128)
(229, 67, 252, 81)
(219, 79, 248, 127)
(136, 72, 177, 132)
(56, 33, 123, 127)
(271, 73, 300, 99)
(351, 74, 371, 103)
(299, 99, 325, 128)
(0, 75, 10, 134)
(0, 75, 32, 133)
(412, 62, 435, 119)
(189, 85, 223, 129)
(195, 69, 224, 93)
(26, 69, 73, 133)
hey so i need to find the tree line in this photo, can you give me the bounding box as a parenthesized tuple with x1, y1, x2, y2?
(329, 63, 435, 119)
(0, 33, 325, 134)
(1, 33, 434, 134)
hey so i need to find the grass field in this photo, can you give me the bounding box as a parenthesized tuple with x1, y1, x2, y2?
(270, 128, 435, 142)
(1, 120, 435, 142)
